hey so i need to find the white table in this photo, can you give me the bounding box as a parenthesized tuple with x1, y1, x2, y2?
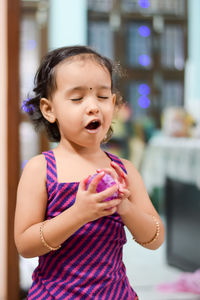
(141, 135, 200, 194)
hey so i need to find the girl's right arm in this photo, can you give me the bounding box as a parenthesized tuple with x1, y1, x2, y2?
(14, 155, 120, 258)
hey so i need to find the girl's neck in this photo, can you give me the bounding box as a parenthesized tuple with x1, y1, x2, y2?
(56, 139, 103, 159)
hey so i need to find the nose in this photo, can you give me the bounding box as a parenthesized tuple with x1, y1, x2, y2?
(86, 98, 100, 115)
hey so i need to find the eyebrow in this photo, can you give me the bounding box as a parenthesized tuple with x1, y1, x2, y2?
(97, 85, 111, 90)
(65, 85, 111, 93)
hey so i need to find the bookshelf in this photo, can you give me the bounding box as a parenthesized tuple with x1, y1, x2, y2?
(87, 0, 188, 158)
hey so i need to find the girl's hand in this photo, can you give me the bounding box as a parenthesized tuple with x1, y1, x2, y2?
(110, 161, 133, 215)
(97, 161, 132, 216)
(110, 161, 129, 189)
(74, 172, 122, 223)
(96, 161, 129, 195)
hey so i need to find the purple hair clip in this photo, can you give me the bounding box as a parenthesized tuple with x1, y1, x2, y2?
(21, 99, 35, 114)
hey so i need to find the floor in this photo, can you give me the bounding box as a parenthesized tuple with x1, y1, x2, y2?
(123, 228, 200, 300)
(20, 221, 200, 300)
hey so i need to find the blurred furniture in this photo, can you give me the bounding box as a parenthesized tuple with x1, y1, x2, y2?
(166, 178, 200, 272)
(141, 135, 200, 194)
(141, 135, 200, 271)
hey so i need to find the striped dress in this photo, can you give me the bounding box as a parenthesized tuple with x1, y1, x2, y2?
(28, 150, 138, 300)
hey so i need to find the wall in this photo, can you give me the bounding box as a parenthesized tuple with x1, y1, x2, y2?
(48, 0, 87, 49)
(185, 0, 200, 121)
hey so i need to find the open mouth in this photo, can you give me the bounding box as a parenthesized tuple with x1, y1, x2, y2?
(85, 120, 101, 130)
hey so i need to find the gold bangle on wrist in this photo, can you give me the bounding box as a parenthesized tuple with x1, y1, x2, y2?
(40, 221, 61, 251)
(133, 215, 160, 246)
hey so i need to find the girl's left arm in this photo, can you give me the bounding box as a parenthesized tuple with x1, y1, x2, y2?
(113, 158, 165, 250)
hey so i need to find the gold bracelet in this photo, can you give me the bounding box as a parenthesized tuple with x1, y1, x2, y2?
(40, 221, 61, 251)
(133, 215, 160, 246)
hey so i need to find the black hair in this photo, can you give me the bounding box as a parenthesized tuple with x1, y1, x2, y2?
(23, 45, 124, 143)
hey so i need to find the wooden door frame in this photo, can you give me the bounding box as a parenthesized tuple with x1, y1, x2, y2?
(6, 0, 20, 298)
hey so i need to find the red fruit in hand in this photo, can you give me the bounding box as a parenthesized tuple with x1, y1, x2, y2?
(86, 173, 119, 201)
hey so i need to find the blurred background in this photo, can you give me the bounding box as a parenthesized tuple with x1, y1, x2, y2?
(1, 0, 200, 299)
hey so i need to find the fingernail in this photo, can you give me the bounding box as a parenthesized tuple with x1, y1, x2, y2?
(96, 169, 102, 173)
(121, 172, 125, 178)
(84, 175, 90, 184)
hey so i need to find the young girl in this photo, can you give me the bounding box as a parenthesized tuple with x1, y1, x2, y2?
(15, 45, 165, 299)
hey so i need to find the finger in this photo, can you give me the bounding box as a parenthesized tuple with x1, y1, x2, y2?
(79, 177, 88, 191)
(110, 161, 129, 186)
(87, 171, 105, 193)
(96, 183, 119, 202)
(110, 161, 125, 178)
(96, 168, 117, 180)
(103, 206, 117, 216)
(81, 175, 91, 190)
(102, 198, 122, 211)
(119, 188, 131, 198)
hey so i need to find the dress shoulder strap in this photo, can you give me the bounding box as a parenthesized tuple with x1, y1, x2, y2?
(42, 150, 58, 184)
(105, 151, 127, 174)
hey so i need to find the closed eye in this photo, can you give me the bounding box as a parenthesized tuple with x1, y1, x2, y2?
(70, 98, 83, 101)
(98, 96, 109, 99)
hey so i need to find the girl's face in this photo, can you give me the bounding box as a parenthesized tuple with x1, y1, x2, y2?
(41, 57, 116, 149)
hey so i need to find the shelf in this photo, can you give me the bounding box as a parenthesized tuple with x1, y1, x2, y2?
(87, 0, 188, 157)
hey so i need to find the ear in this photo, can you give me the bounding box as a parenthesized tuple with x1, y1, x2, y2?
(40, 98, 56, 123)
(112, 94, 116, 105)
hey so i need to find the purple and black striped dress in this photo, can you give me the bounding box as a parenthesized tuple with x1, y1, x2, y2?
(28, 150, 138, 299)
